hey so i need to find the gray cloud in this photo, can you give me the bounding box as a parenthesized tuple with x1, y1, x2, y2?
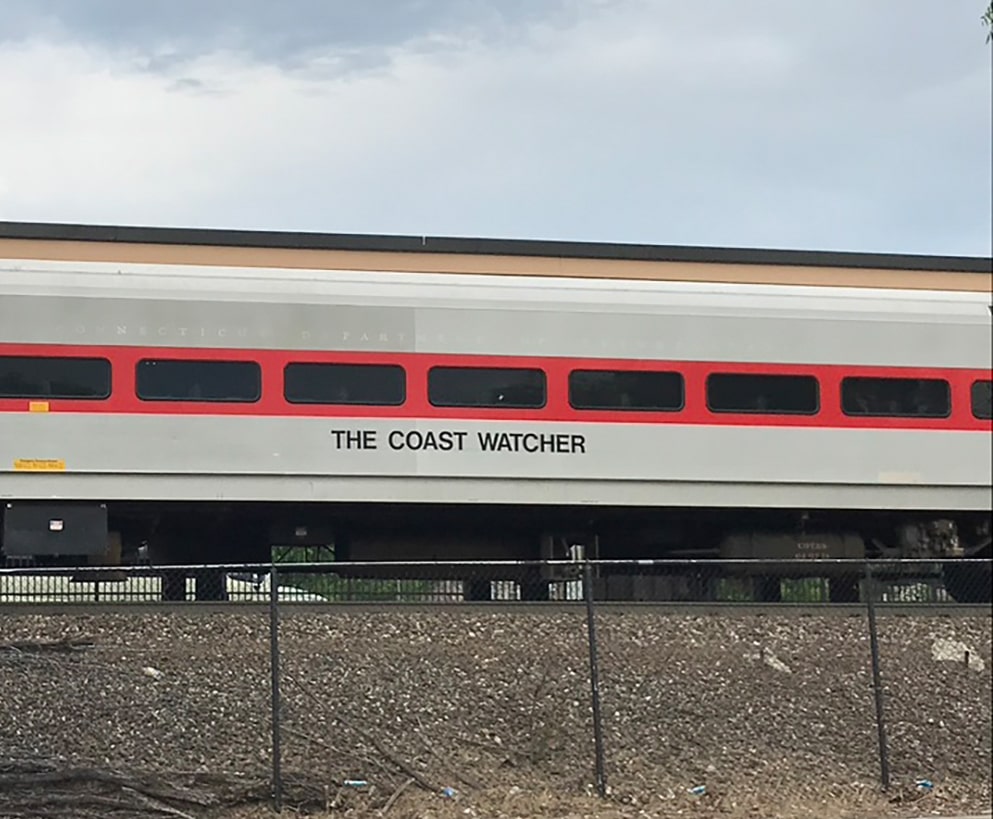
(1, 0, 579, 65)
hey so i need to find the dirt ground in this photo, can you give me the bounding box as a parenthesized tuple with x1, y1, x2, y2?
(0, 607, 989, 818)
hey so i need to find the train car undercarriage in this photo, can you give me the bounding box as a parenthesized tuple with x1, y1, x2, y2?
(2, 500, 990, 604)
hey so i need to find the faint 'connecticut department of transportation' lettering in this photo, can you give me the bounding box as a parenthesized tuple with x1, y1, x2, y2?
(56, 324, 408, 346)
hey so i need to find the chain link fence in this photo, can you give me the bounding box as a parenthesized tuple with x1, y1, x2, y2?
(0, 558, 989, 817)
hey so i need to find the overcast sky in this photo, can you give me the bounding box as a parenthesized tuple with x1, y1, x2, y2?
(1, 1, 990, 256)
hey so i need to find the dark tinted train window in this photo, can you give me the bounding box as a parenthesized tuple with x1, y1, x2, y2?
(707, 373, 819, 415)
(0, 356, 111, 399)
(284, 363, 405, 405)
(428, 366, 546, 408)
(841, 377, 950, 418)
(569, 370, 684, 411)
(972, 380, 992, 420)
(136, 359, 261, 402)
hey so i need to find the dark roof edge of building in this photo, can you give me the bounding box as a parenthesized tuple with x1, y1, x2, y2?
(0, 220, 990, 274)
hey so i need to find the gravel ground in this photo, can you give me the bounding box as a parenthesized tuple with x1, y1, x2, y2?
(0, 607, 989, 818)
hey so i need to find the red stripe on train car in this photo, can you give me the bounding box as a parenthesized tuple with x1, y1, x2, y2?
(0, 342, 990, 432)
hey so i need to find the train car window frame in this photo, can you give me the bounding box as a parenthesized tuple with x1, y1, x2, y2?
(428, 366, 547, 409)
(569, 369, 685, 412)
(841, 376, 951, 419)
(284, 362, 406, 406)
(0, 355, 112, 400)
(136, 359, 262, 403)
(706, 372, 820, 415)
(972, 379, 992, 420)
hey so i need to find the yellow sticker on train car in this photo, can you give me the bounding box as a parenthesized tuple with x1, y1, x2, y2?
(13, 459, 66, 472)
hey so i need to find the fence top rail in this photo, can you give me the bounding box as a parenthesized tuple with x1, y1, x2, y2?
(1, 557, 990, 577)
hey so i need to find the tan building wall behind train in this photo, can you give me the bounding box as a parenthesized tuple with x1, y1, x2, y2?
(0, 237, 989, 292)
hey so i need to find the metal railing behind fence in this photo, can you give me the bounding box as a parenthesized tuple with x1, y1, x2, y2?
(0, 558, 989, 606)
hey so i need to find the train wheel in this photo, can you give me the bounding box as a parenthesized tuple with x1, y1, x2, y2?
(195, 569, 229, 602)
(519, 579, 550, 602)
(829, 575, 860, 603)
(148, 537, 187, 601)
(161, 571, 187, 601)
(754, 576, 782, 603)
(463, 579, 491, 601)
(942, 562, 992, 604)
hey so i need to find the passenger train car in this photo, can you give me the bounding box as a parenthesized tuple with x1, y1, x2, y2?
(0, 222, 990, 601)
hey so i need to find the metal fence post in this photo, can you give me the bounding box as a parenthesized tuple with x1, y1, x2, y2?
(863, 562, 890, 790)
(583, 560, 607, 797)
(269, 563, 284, 811)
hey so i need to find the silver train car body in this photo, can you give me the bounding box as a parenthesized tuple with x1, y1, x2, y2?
(0, 257, 990, 504)
(0, 235, 990, 601)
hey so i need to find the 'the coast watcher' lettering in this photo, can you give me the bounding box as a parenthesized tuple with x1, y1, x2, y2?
(330, 428, 586, 454)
